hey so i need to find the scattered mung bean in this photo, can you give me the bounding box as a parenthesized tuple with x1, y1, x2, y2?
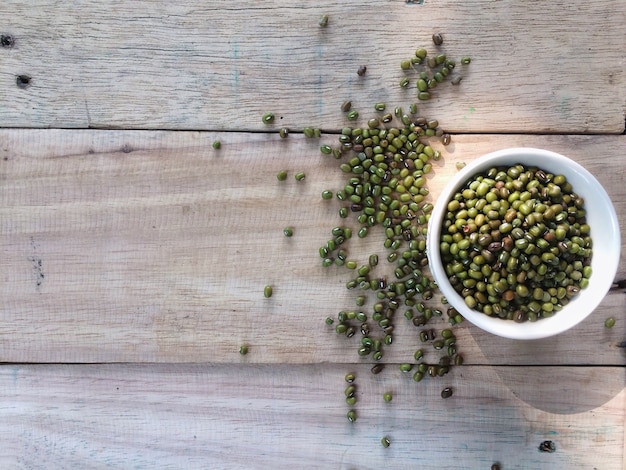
(263, 285, 273, 298)
(262, 112, 275, 124)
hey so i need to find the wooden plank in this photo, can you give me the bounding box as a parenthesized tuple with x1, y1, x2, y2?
(1, 130, 625, 364)
(0, 363, 623, 469)
(0, 0, 624, 132)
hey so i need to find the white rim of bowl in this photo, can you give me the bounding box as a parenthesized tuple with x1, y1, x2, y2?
(427, 147, 621, 340)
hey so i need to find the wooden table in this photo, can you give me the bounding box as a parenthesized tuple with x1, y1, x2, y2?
(1, 1, 624, 468)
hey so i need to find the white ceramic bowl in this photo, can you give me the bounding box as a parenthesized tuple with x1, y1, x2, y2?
(427, 148, 620, 340)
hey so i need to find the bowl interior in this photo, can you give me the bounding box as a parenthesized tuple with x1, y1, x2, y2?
(427, 148, 620, 340)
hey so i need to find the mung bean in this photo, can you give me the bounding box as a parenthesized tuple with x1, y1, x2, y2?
(212, 140, 221, 149)
(264, 285, 273, 298)
(239, 345, 248, 355)
(441, 387, 453, 398)
(381, 437, 390, 448)
(319, 14, 329, 27)
(295, 172, 306, 181)
(605, 317, 616, 328)
(276, 170, 288, 181)
(262, 112, 275, 124)
(283, 227, 293, 237)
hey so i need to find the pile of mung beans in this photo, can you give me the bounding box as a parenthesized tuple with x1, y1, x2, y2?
(312, 37, 471, 439)
(440, 165, 592, 321)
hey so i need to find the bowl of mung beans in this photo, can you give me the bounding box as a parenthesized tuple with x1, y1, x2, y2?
(427, 148, 620, 340)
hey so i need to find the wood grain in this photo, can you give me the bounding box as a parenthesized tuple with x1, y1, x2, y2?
(0, 363, 623, 469)
(1, 130, 624, 364)
(0, 0, 624, 132)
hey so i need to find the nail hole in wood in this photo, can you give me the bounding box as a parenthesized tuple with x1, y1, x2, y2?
(16, 74, 31, 88)
(1, 34, 15, 47)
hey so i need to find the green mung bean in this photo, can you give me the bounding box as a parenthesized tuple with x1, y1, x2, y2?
(347, 410, 357, 422)
(212, 140, 221, 149)
(381, 437, 390, 448)
(319, 14, 329, 27)
(347, 110, 359, 121)
(322, 190, 333, 199)
(263, 285, 273, 298)
(277, 170, 288, 181)
(320, 144, 332, 155)
(283, 227, 293, 237)
(262, 112, 275, 124)
(239, 345, 248, 355)
(383, 392, 393, 402)
(295, 172, 306, 181)
(605, 317, 616, 328)
(279, 127, 289, 138)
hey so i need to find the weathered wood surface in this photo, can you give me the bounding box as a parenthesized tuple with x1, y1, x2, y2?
(0, 0, 624, 132)
(1, 1, 624, 468)
(1, 130, 624, 364)
(0, 364, 623, 469)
